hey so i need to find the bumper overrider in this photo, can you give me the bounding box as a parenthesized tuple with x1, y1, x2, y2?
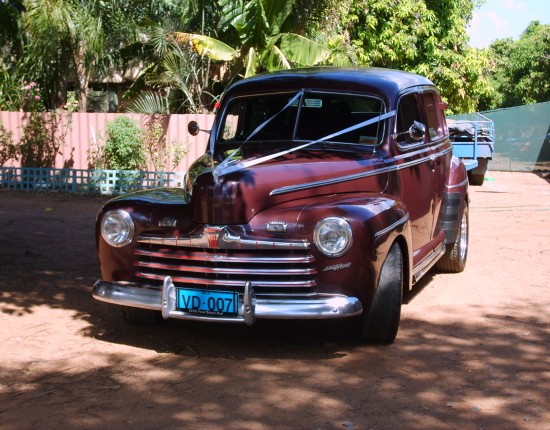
(92, 277, 363, 326)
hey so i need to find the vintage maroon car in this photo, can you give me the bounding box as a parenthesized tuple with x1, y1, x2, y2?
(93, 67, 469, 344)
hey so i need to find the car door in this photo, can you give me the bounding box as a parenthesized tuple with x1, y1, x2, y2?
(421, 91, 453, 250)
(394, 90, 437, 266)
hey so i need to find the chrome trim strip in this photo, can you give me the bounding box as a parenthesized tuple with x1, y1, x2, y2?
(135, 249, 315, 264)
(138, 228, 310, 251)
(430, 139, 452, 151)
(374, 214, 410, 238)
(270, 162, 393, 195)
(447, 178, 469, 189)
(388, 144, 453, 163)
(135, 260, 316, 276)
(270, 145, 453, 196)
(93, 279, 363, 322)
(136, 272, 317, 288)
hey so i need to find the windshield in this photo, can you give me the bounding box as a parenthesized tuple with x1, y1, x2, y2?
(219, 91, 386, 146)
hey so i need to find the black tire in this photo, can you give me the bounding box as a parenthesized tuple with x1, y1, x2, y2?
(122, 306, 162, 326)
(468, 172, 485, 186)
(357, 242, 403, 344)
(467, 158, 489, 186)
(436, 203, 468, 273)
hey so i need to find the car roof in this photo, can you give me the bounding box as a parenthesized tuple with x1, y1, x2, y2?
(223, 67, 436, 103)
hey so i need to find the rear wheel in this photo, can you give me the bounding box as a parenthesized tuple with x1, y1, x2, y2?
(436, 203, 469, 273)
(122, 306, 162, 326)
(467, 158, 489, 186)
(468, 172, 485, 186)
(357, 242, 403, 344)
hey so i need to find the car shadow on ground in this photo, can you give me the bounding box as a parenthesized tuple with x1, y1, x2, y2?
(1, 191, 549, 429)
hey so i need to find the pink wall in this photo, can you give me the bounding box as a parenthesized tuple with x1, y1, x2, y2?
(0, 111, 214, 172)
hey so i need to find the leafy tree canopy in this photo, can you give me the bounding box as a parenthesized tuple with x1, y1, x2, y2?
(483, 21, 550, 109)
(1, 0, 546, 115)
(346, 0, 492, 113)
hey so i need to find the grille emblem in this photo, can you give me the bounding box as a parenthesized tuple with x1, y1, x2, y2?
(204, 226, 225, 249)
(323, 262, 352, 272)
(266, 221, 288, 233)
(158, 217, 177, 227)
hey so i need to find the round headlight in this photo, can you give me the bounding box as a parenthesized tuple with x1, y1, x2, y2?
(101, 209, 135, 247)
(314, 217, 353, 257)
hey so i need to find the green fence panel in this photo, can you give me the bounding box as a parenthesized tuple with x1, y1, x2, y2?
(0, 167, 186, 195)
(449, 101, 550, 172)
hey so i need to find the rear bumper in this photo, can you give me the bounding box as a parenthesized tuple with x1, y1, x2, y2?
(92, 277, 363, 325)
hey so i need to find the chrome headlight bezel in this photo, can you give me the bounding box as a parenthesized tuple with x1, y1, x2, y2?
(100, 209, 135, 247)
(313, 217, 353, 258)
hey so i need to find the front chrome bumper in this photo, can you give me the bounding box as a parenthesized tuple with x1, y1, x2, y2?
(92, 277, 363, 326)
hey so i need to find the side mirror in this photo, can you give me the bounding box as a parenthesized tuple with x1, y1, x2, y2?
(409, 121, 426, 141)
(392, 120, 426, 142)
(188, 121, 201, 136)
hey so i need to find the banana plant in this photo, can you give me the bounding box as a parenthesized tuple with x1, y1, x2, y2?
(173, 0, 330, 78)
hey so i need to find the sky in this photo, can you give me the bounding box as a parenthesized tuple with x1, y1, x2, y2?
(467, 0, 550, 48)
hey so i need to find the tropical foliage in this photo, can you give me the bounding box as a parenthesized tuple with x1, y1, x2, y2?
(482, 21, 550, 109)
(0, 0, 547, 115)
(90, 116, 147, 170)
(345, 0, 492, 113)
(172, 0, 330, 79)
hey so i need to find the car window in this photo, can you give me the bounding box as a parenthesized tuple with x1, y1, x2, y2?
(423, 92, 445, 141)
(221, 93, 297, 142)
(396, 93, 425, 145)
(295, 93, 385, 145)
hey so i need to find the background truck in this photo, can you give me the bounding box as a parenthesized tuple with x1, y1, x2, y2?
(448, 112, 495, 186)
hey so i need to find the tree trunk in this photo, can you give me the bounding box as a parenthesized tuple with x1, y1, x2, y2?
(73, 43, 89, 112)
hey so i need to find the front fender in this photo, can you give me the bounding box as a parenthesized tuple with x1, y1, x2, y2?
(251, 193, 412, 305)
(96, 188, 191, 283)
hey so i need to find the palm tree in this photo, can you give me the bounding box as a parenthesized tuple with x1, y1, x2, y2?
(23, 0, 106, 111)
(127, 0, 334, 115)
(127, 23, 218, 114)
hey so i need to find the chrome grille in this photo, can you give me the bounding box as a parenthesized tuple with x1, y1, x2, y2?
(135, 231, 317, 296)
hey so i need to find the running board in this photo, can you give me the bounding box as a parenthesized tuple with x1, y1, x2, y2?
(412, 242, 446, 284)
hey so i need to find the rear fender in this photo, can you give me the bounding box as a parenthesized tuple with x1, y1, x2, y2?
(440, 156, 469, 244)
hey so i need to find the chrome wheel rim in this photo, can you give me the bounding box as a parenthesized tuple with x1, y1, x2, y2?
(459, 210, 468, 261)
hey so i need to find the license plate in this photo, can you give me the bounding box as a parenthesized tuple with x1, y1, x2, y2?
(176, 288, 238, 317)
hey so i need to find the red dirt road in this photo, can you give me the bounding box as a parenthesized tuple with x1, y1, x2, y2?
(0, 171, 549, 429)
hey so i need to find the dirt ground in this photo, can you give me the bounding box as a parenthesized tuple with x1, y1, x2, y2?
(0, 171, 549, 430)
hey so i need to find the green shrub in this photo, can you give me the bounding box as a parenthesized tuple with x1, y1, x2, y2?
(96, 116, 147, 170)
(18, 109, 71, 168)
(0, 123, 17, 166)
(143, 121, 189, 172)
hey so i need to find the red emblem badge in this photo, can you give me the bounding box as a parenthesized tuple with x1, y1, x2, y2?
(204, 226, 224, 249)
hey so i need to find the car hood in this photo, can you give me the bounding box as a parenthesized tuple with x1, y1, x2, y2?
(190, 149, 389, 224)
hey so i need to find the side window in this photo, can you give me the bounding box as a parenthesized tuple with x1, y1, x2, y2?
(423, 92, 444, 141)
(396, 93, 424, 145)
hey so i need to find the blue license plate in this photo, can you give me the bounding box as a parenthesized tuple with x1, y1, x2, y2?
(176, 288, 238, 317)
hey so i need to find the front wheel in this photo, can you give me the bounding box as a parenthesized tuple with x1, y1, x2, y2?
(436, 203, 469, 273)
(356, 242, 403, 344)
